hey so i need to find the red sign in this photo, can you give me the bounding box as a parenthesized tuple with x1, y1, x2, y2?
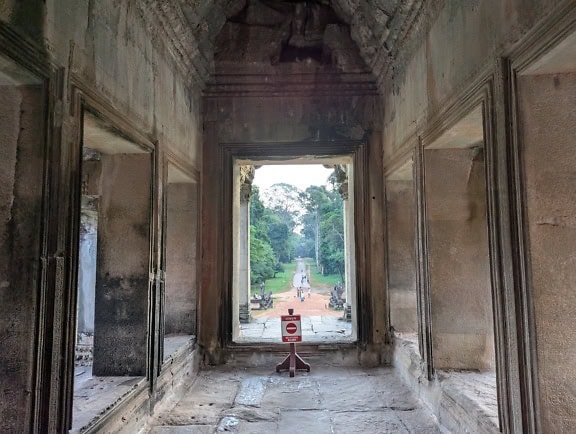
(281, 315, 302, 342)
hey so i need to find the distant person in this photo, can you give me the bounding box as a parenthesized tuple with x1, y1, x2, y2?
(260, 282, 265, 297)
(307, 287, 311, 298)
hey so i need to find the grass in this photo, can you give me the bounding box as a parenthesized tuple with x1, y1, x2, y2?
(303, 257, 342, 288)
(251, 261, 297, 295)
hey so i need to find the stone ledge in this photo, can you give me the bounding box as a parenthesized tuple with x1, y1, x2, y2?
(393, 337, 500, 434)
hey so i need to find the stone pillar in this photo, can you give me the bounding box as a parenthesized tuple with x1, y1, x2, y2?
(93, 153, 152, 376)
(165, 183, 198, 335)
(386, 178, 417, 333)
(336, 164, 354, 322)
(76, 194, 99, 364)
(238, 166, 254, 324)
(425, 148, 494, 370)
(77, 201, 98, 336)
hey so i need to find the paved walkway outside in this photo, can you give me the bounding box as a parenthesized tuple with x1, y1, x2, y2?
(148, 366, 443, 433)
(238, 259, 352, 344)
(237, 315, 353, 344)
(292, 258, 311, 289)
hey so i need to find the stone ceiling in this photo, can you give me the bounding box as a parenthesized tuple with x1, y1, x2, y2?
(142, 0, 436, 91)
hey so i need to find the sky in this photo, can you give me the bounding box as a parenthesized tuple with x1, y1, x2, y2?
(253, 164, 333, 191)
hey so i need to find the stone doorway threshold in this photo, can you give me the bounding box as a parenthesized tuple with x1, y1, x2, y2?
(71, 336, 195, 433)
(164, 334, 196, 362)
(71, 366, 145, 433)
(235, 315, 354, 344)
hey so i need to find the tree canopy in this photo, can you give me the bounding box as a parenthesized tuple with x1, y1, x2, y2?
(249, 186, 296, 284)
(299, 185, 345, 280)
(250, 178, 345, 284)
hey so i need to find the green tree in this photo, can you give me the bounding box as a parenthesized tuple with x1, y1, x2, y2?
(249, 226, 276, 284)
(250, 187, 275, 283)
(299, 185, 344, 280)
(250, 185, 298, 282)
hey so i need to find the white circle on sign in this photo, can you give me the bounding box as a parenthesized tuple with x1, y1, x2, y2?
(286, 323, 297, 334)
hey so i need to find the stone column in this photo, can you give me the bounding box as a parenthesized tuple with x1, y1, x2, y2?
(425, 148, 494, 370)
(76, 193, 99, 365)
(238, 166, 254, 323)
(335, 164, 354, 322)
(93, 153, 152, 376)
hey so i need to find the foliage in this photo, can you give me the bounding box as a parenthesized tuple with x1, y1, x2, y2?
(251, 261, 297, 295)
(249, 226, 276, 284)
(250, 178, 345, 286)
(311, 267, 341, 288)
(260, 183, 302, 231)
(299, 185, 345, 281)
(250, 185, 297, 283)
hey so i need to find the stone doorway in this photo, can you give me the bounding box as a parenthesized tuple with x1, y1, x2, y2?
(230, 160, 358, 345)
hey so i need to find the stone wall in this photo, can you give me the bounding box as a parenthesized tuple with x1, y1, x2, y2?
(165, 183, 198, 336)
(386, 180, 417, 333)
(519, 72, 576, 432)
(382, 0, 565, 164)
(0, 84, 45, 433)
(425, 148, 494, 371)
(2, 1, 202, 165)
(93, 154, 152, 376)
(47, 1, 202, 164)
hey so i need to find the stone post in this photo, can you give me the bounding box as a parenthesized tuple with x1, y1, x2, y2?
(335, 164, 354, 322)
(238, 166, 254, 323)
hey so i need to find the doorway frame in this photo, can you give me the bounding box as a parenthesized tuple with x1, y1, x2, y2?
(65, 82, 159, 431)
(213, 140, 372, 351)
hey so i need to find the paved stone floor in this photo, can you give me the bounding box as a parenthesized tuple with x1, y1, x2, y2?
(236, 315, 354, 344)
(147, 366, 443, 433)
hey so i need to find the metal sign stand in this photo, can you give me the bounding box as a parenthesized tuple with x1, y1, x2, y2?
(276, 309, 311, 377)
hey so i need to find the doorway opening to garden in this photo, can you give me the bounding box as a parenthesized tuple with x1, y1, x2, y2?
(231, 160, 357, 344)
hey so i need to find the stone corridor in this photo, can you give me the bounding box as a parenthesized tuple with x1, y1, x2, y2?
(147, 366, 442, 434)
(4, 1, 576, 432)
